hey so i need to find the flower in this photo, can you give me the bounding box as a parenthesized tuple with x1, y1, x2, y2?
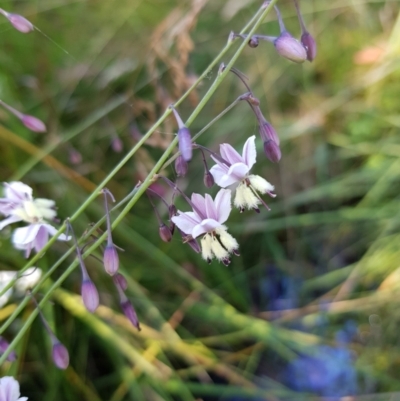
(0, 376, 28, 401)
(209, 136, 275, 212)
(0, 182, 70, 257)
(171, 189, 239, 265)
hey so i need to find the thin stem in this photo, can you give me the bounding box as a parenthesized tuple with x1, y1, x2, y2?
(293, 0, 307, 33)
(274, 5, 286, 32)
(102, 189, 115, 245)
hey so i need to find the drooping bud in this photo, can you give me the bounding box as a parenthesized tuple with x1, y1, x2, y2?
(0, 337, 17, 362)
(159, 223, 172, 242)
(258, 117, 280, 146)
(0, 100, 47, 132)
(1, 11, 34, 33)
(274, 32, 307, 63)
(69, 147, 82, 165)
(204, 171, 214, 188)
(301, 32, 317, 62)
(175, 155, 188, 177)
(52, 341, 69, 369)
(111, 136, 123, 153)
(171, 106, 192, 161)
(263, 140, 281, 163)
(103, 244, 119, 275)
(121, 300, 141, 331)
(21, 114, 47, 132)
(248, 36, 259, 48)
(294, 0, 317, 62)
(102, 189, 119, 276)
(81, 279, 99, 313)
(113, 274, 141, 331)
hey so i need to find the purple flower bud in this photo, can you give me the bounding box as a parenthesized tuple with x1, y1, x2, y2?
(204, 171, 214, 188)
(69, 148, 82, 164)
(301, 31, 317, 62)
(111, 136, 123, 153)
(52, 341, 69, 369)
(178, 127, 192, 162)
(0, 337, 17, 362)
(21, 114, 47, 132)
(121, 300, 141, 330)
(159, 223, 172, 242)
(259, 119, 280, 146)
(168, 204, 177, 218)
(113, 273, 128, 291)
(81, 279, 99, 312)
(264, 140, 282, 163)
(248, 36, 259, 48)
(175, 155, 188, 177)
(274, 32, 307, 63)
(103, 244, 119, 275)
(6, 13, 34, 33)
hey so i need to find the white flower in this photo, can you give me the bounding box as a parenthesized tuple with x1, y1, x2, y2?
(0, 376, 28, 401)
(209, 136, 275, 212)
(171, 189, 239, 265)
(0, 182, 70, 257)
(0, 268, 42, 306)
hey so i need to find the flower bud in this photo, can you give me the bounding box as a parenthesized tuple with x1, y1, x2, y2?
(204, 171, 214, 188)
(264, 140, 282, 163)
(259, 119, 280, 146)
(0, 337, 17, 362)
(69, 147, 82, 164)
(248, 36, 259, 48)
(6, 13, 34, 33)
(159, 223, 172, 242)
(178, 127, 192, 162)
(52, 341, 69, 369)
(21, 114, 47, 132)
(274, 32, 307, 63)
(111, 136, 123, 153)
(121, 300, 141, 330)
(175, 155, 188, 177)
(301, 32, 317, 61)
(113, 273, 128, 291)
(103, 244, 119, 275)
(81, 279, 99, 312)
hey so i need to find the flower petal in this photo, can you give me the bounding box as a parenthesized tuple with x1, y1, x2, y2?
(42, 224, 71, 241)
(242, 135, 257, 169)
(0, 376, 21, 401)
(227, 163, 250, 181)
(34, 225, 49, 252)
(191, 193, 206, 217)
(12, 224, 42, 245)
(220, 143, 243, 165)
(204, 194, 217, 220)
(192, 218, 221, 238)
(4, 182, 33, 202)
(0, 215, 22, 230)
(209, 165, 233, 188)
(214, 189, 232, 224)
(172, 212, 200, 236)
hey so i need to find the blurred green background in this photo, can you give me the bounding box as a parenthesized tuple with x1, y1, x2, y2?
(1, 0, 400, 399)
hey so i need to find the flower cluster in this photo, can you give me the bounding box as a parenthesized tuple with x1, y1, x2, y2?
(0, 182, 70, 257)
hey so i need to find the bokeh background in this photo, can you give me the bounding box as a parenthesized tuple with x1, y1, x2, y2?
(1, 0, 400, 399)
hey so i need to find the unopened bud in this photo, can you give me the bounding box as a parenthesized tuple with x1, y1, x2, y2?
(159, 224, 172, 242)
(204, 171, 214, 188)
(69, 148, 82, 164)
(168, 204, 177, 218)
(52, 341, 69, 369)
(21, 114, 47, 132)
(248, 36, 259, 48)
(264, 140, 282, 163)
(113, 273, 128, 291)
(178, 127, 192, 162)
(0, 337, 17, 362)
(121, 300, 141, 330)
(103, 244, 119, 275)
(301, 32, 317, 61)
(274, 32, 307, 63)
(259, 120, 280, 146)
(175, 155, 188, 177)
(81, 279, 99, 312)
(6, 13, 34, 33)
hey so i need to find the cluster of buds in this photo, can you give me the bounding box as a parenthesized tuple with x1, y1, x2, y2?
(233, 0, 316, 63)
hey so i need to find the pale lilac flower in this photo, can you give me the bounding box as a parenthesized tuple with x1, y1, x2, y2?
(12, 224, 69, 258)
(209, 136, 275, 212)
(171, 189, 238, 265)
(0, 182, 69, 257)
(0, 376, 28, 401)
(0, 9, 34, 33)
